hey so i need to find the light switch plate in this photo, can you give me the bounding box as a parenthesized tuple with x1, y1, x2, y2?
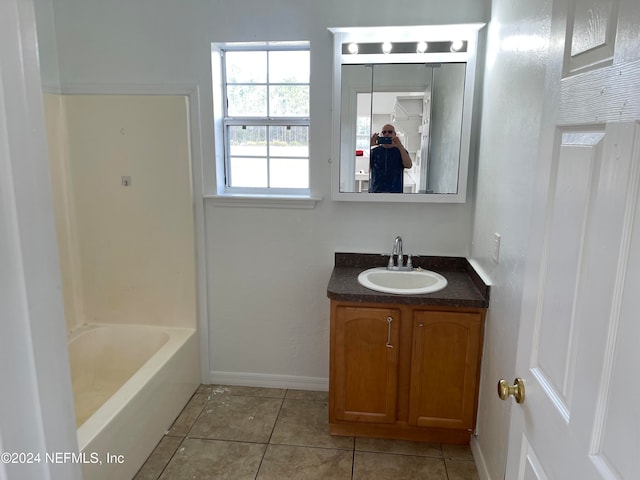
(492, 233, 501, 263)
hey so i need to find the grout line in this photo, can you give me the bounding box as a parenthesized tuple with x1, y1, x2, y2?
(133, 390, 200, 479)
(354, 449, 445, 459)
(184, 392, 209, 438)
(253, 388, 287, 479)
(148, 389, 209, 480)
(351, 448, 356, 480)
(263, 441, 355, 452)
(183, 436, 269, 445)
(444, 455, 450, 480)
(154, 436, 187, 480)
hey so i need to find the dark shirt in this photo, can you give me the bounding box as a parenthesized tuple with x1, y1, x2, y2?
(369, 146, 404, 193)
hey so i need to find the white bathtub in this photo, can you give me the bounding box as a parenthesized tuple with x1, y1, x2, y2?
(68, 324, 199, 480)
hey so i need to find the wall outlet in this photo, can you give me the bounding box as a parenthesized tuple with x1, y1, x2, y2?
(492, 233, 501, 263)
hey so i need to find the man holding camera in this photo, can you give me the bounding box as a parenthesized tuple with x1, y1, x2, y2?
(369, 124, 412, 193)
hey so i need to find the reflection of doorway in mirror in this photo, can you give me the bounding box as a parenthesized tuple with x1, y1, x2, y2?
(355, 91, 430, 193)
(390, 94, 423, 193)
(419, 95, 431, 192)
(354, 93, 371, 192)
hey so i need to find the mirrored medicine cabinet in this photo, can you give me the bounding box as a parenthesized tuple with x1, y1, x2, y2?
(329, 24, 485, 203)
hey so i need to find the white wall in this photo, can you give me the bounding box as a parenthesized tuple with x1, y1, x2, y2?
(44, 0, 490, 388)
(469, 1, 552, 478)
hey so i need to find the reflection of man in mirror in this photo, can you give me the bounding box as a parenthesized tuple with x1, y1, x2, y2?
(369, 124, 412, 193)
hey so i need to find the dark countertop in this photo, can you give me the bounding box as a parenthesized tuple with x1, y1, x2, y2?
(327, 253, 490, 308)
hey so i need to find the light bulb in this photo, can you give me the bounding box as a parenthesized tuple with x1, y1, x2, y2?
(416, 41, 428, 53)
(382, 42, 392, 54)
(450, 40, 464, 52)
(347, 43, 359, 55)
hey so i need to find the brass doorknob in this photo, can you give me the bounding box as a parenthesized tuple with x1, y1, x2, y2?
(497, 378, 525, 404)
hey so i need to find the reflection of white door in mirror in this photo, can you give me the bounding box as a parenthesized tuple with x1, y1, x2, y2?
(330, 24, 486, 203)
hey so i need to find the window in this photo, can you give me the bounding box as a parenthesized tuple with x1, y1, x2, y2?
(219, 45, 310, 194)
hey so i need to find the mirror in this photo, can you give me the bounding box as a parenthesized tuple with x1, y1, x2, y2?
(340, 63, 465, 194)
(329, 25, 485, 203)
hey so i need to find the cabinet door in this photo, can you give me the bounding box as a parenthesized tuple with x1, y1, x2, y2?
(332, 306, 400, 423)
(408, 310, 482, 430)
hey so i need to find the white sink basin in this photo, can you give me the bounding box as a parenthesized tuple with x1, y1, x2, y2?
(357, 267, 448, 295)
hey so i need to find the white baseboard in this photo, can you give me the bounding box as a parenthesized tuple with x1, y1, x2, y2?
(470, 435, 493, 480)
(209, 371, 329, 392)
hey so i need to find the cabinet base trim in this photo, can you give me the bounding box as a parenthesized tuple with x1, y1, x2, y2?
(330, 422, 472, 445)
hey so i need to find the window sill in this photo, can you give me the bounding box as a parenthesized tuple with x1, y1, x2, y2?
(204, 194, 322, 209)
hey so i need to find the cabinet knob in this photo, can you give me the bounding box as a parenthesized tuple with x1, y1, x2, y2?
(497, 378, 525, 404)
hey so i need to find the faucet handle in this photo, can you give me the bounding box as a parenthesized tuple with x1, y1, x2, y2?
(406, 255, 413, 269)
(381, 252, 395, 269)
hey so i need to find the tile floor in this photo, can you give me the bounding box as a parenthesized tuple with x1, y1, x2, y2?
(134, 385, 480, 480)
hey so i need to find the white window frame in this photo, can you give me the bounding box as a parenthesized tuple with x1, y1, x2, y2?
(211, 42, 315, 203)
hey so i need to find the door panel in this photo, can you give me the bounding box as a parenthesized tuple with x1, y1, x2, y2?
(513, 122, 640, 479)
(565, 0, 618, 76)
(506, 0, 640, 478)
(591, 167, 640, 478)
(515, 435, 550, 480)
(533, 129, 602, 418)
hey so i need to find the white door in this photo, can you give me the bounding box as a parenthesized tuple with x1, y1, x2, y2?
(505, 0, 640, 478)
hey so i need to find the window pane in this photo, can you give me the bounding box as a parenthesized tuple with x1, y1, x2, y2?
(270, 158, 309, 188)
(225, 51, 266, 83)
(228, 126, 267, 156)
(220, 46, 310, 192)
(269, 126, 309, 157)
(269, 86, 309, 117)
(228, 157, 267, 188)
(356, 116, 371, 150)
(268, 51, 310, 83)
(227, 86, 267, 116)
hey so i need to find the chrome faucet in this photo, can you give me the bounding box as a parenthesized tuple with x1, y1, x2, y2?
(394, 236, 403, 268)
(387, 236, 412, 270)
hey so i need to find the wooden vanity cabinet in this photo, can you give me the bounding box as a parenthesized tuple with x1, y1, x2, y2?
(329, 300, 486, 444)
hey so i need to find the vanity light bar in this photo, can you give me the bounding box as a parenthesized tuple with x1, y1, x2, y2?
(341, 41, 467, 55)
